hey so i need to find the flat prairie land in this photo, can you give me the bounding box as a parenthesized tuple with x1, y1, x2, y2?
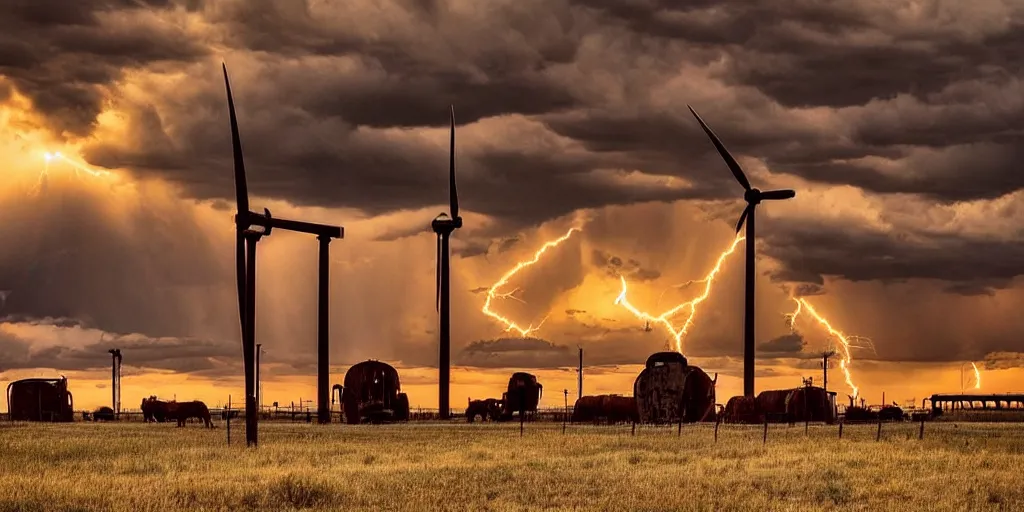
(0, 421, 1022, 511)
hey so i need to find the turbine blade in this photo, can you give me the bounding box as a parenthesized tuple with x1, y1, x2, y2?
(761, 189, 796, 200)
(735, 205, 751, 234)
(223, 64, 249, 215)
(449, 105, 459, 220)
(236, 230, 246, 342)
(435, 234, 442, 312)
(687, 105, 751, 191)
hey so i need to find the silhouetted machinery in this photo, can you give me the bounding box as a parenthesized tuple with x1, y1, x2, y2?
(634, 352, 717, 424)
(91, 406, 116, 421)
(500, 372, 543, 420)
(571, 394, 638, 424)
(465, 398, 503, 422)
(335, 360, 409, 424)
(6, 377, 75, 422)
(723, 386, 837, 424)
(465, 372, 544, 422)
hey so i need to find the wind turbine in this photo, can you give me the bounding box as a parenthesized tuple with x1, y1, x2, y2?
(687, 105, 796, 398)
(223, 64, 344, 446)
(430, 106, 462, 420)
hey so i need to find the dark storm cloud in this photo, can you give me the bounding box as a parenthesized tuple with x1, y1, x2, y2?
(590, 249, 661, 282)
(759, 332, 806, 354)
(0, 0, 208, 136)
(207, 0, 582, 128)
(762, 221, 1024, 294)
(0, 324, 238, 376)
(983, 352, 1024, 370)
(0, 179, 232, 339)
(456, 337, 574, 368)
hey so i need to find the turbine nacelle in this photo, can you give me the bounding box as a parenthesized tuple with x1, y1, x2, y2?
(744, 188, 762, 205)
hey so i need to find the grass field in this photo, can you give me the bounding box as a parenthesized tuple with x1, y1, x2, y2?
(0, 421, 1022, 511)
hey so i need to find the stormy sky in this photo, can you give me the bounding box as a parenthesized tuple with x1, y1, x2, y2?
(2, 0, 1024, 407)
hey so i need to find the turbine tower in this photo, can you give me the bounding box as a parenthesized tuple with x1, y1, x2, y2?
(688, 105, 796, 397)
(431, 106, 462, 420)
(223, 64, 344, 446)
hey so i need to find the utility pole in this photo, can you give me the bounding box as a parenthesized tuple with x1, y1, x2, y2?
(821, 351, 835, 392)
(256, 344, 263, 411)
(577, 347, 583, 400)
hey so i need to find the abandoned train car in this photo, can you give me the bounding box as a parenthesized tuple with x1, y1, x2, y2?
(6, 377, 75, 422)
(336, 360, 410, 424)
(633, 352, 717, 424)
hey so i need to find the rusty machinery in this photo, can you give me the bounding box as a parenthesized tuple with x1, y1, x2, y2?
(634, 352, 717, 424)
(6, 377, 74, 422)
(336, 360, 410, 424)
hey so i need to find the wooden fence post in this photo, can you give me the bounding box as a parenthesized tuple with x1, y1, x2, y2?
(677, 419, 682, 437)
(631, 421, 636, 436)
(227, 395, 231, 446)
(876, 419, 882, 442)
(838, 421, 843, 439)
(919, 419, 925, 440)
(763, 419, 768, 445)
(714, 416, 721, 443)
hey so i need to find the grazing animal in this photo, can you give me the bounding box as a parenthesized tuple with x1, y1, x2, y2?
(141, 396, 213, 427)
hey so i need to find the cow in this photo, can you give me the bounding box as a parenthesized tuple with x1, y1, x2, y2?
(141, 396, 213, 427)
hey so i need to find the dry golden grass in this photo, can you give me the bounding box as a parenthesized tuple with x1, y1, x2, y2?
(0, 420, 1022, 511)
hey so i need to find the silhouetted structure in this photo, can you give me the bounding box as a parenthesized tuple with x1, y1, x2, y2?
(431, 107, 462, 420)
(108, 348, 121, 418)
(723, 395, 762, 424)
(6, 377, 74, 422)
(500, 372, 543, 421)
(634, 352, 717, 424)
(338, 360, 410, 424)
(724, 386, 837, 424)
(926, 394, 1024, 416)
(92, 406, 115, 421)
(688, 106, 796, 397)
(223, 64, 344, 446)
(577, 347, 583, 401)
(571, 395, 638, 425)
(465, 398, 503, 422)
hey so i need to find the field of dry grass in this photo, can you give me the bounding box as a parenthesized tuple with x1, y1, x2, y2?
(0, 420, 1022, 511)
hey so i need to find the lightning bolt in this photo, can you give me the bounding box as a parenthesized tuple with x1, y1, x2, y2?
(786, 297, 874, 399)
(33, 151, 111, 194)
(615, 234, 744, 353)
(481, 227, 580, 337)
(972, 362, 981, 390)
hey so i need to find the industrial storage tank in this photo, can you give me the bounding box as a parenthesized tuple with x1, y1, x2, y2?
(633, 352, 716, 424)
(6, 377, 75, 422)
(723, 386, 837, 424)
(338, 360, 409, 424)
(571, 394, 638, 424)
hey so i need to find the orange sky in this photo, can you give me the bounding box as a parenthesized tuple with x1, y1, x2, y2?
(3, 1, 1024, 415)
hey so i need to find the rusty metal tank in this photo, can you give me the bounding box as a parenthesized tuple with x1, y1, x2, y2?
(6, 377, 75, 422)
(338, 360, 409, 424)
(633, 352, 716, 424)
